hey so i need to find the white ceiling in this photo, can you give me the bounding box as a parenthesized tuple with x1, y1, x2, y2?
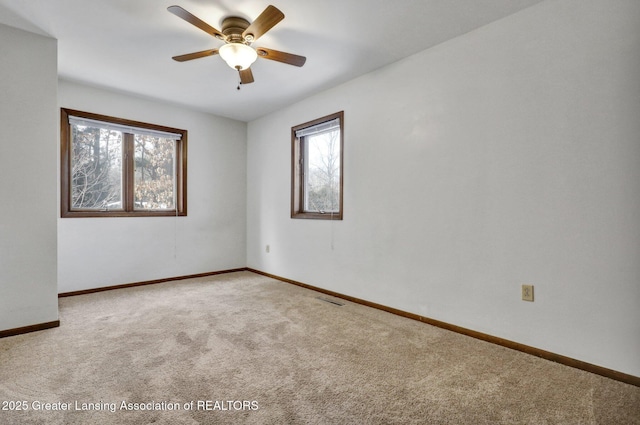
(0, 0, 545, 122)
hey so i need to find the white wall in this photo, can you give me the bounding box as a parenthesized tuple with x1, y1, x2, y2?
(247, 0, 640, 377)
(58, 80, 247, 293)
(0, 24, 59, 331)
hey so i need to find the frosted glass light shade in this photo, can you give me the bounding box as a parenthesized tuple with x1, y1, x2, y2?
(219, 43, 258, 70)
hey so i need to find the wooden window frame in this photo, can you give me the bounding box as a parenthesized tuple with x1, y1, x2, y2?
(60, 108, 187, 218)
(291, 111, 344, 220)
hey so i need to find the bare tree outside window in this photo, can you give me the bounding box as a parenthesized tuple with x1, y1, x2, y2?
(71, 125, 122, 209)
(304, 129, 340, 213)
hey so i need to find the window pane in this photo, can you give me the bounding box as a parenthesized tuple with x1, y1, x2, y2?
(70, 124, 123, 209)
(134, 135, 176, 210)
(304, 128, 341, 213)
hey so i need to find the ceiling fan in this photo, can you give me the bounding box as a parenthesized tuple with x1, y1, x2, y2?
(168, 4, 306, 86)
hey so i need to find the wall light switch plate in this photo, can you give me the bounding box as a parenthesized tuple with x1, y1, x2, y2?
(522, 284, 534, 302)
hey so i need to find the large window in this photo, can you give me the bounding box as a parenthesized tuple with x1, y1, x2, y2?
(291, 111, 343, 220)
(61, 108, 187, 217)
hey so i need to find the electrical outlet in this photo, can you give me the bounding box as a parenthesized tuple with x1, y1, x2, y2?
(522, 284, 534, 302)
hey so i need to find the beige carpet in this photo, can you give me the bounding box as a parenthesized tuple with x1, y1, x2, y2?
(0, 271, 638, 424)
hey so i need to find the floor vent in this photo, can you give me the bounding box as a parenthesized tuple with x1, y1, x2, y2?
(316, 296, 345, 307)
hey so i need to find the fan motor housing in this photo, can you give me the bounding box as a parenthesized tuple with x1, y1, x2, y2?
(221, 17, 250, 43)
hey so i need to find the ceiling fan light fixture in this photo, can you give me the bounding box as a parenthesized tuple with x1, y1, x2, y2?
(219, 43, 257, 71)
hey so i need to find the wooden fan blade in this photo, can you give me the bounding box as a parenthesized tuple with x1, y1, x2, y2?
(168, 5, 223, 38)
(242, 5, 284, 41)
(256, 48, 306, 67)
(239, 68, 254, 84)
(172, 49, 219, 62)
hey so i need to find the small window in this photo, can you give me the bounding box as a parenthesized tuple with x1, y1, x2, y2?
(60, 108, 187, 217)
(291, 111, 343, 220)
